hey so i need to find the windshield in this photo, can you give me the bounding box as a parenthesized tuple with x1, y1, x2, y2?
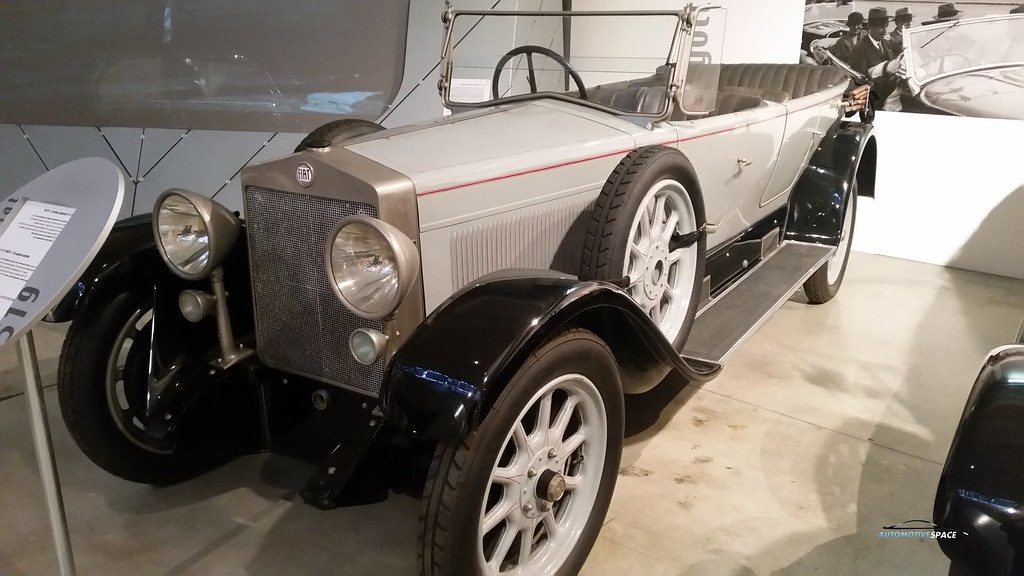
(443, 11, 686, 118)
(907, 16, 1024, 83)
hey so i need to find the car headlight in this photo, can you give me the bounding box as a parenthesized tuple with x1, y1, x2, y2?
(326, 215, 419, 319)
(153, 189, 240, 280)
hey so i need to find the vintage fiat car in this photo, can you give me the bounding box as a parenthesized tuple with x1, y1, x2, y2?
(50, 5, 876, 575)
(902, 14, 1024, 119)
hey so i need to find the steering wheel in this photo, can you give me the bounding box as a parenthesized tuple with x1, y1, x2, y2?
(492, 45, 588, 101)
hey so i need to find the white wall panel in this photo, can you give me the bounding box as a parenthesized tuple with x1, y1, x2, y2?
(853, 112, 1024, 279)
(571, 0, 804, 64)
(134, 130, 274, 215)
(213, 132, 305, 215)
(0, 125, 46, 199)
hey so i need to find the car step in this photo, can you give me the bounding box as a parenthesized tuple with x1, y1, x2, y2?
(681, 242, 834, 365)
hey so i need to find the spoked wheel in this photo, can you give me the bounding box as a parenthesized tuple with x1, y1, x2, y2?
(420, 329, 623, 576)
(803, 189, 857, 304)
(103, 305, 172, 454)
(622, 179, 699, 341)
(58, 287, 205, 483)
(581, 146, 705, 349)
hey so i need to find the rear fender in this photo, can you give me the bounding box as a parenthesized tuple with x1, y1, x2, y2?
(380, 270, 720, 440)
(785, 121, 876, 245)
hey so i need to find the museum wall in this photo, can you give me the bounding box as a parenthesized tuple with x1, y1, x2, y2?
(854, 112, 1024, 280)
(2, 0, 1019, 279)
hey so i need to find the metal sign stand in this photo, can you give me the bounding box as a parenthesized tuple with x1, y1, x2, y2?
(0, 158, 124, 576)
(17, 331, 77, 576)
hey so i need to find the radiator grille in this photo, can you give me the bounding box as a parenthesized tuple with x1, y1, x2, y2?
(244, 186, 384, 395)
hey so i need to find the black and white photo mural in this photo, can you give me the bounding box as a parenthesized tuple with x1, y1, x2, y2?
(803, 1, 1024, 119)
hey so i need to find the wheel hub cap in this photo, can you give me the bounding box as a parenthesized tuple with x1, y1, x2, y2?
(520, 448, 565, 519)
(537, 469, 567, 502)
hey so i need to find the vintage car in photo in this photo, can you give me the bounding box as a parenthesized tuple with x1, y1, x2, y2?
(802, 18, 849, 64)
(902, 13, 1024, 119)
(935, 319, 1024, 576)
(48, 5, 876, 574)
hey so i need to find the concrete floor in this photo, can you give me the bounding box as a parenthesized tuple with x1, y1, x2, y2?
(2, 252, 1022, 576)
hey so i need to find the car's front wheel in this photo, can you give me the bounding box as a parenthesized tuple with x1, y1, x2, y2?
(419, 329, 623, 576)
(57, 287, 206, 484)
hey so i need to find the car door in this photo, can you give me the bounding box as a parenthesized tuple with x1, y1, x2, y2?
(759, 95, 832, 211)
(672, 101, 783, 250)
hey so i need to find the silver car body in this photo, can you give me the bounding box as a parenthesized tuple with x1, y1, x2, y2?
(241, 6, 850, 395)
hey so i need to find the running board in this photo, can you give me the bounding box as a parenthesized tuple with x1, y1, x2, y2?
(681, 242, 833, 365)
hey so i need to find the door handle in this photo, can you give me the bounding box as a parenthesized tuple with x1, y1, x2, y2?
(737, 157, 753, 167)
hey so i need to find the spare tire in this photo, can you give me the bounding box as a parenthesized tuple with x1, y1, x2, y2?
(294, 119, 384, 153)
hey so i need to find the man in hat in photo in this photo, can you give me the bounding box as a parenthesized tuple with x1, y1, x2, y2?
(923, 3, 962, 26)
(851, 7, 902, 104)
(888, 8, 914, 54)
(830, 11, 865, 64)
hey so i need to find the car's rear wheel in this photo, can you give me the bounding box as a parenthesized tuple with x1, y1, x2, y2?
(803, 188, 857, 304)
(419, 329, 623, 576)
(581, 146, 705, 349)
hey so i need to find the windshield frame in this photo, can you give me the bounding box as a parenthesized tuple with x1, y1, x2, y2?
(905, 14, 1024, 88)
(438, 7, 694, 123)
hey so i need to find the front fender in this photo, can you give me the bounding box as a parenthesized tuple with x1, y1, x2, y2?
(786, 120, 876, 245)
(45, 214, 160, 322)
(934, 345, 1024, 575)
(380, 270, 720, 440)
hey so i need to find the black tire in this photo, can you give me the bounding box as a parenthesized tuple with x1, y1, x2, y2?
(580, 145, 706, 349)
(293, 119, 384, 153)
(420, 329, 624, 576)
(57, 287, 204, 484)
(802, 189, 857, 304)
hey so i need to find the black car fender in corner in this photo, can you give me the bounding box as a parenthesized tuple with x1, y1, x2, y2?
(786, 120, 876, 246)
(934, 344, 1024, 576)
(379, 269, 721, 440)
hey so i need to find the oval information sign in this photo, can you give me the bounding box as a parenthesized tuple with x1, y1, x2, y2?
(0, 158, 124, 348)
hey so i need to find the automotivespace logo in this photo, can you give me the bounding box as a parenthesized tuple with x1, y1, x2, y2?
(877, 520, 966, 540)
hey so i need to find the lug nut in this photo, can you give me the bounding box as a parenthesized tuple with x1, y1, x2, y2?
(523, 503, 534, 513)
(528, 467, 538, 478)
(548, 448, 558, 459)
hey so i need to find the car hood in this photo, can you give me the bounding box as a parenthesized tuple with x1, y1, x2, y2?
(345, 101, 636, 193)
(920, 66, 1024, 120)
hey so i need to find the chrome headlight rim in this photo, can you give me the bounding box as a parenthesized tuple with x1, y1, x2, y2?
(153, 188, 240, 281)
(325, 215, 419, 320)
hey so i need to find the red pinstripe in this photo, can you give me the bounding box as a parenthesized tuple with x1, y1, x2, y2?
(416, 96, 837, 197)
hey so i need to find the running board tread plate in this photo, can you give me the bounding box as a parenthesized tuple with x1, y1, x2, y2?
(682, 242, 833, 364)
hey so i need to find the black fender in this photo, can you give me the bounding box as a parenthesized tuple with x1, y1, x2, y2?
(380, 270, 720, 440)
(47, 212, 256, 439)
(934, 345, 1024, 575)
(47, 214, 252, 328)
(785, 120, 876, 246)
(46, 214, 163, 323)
